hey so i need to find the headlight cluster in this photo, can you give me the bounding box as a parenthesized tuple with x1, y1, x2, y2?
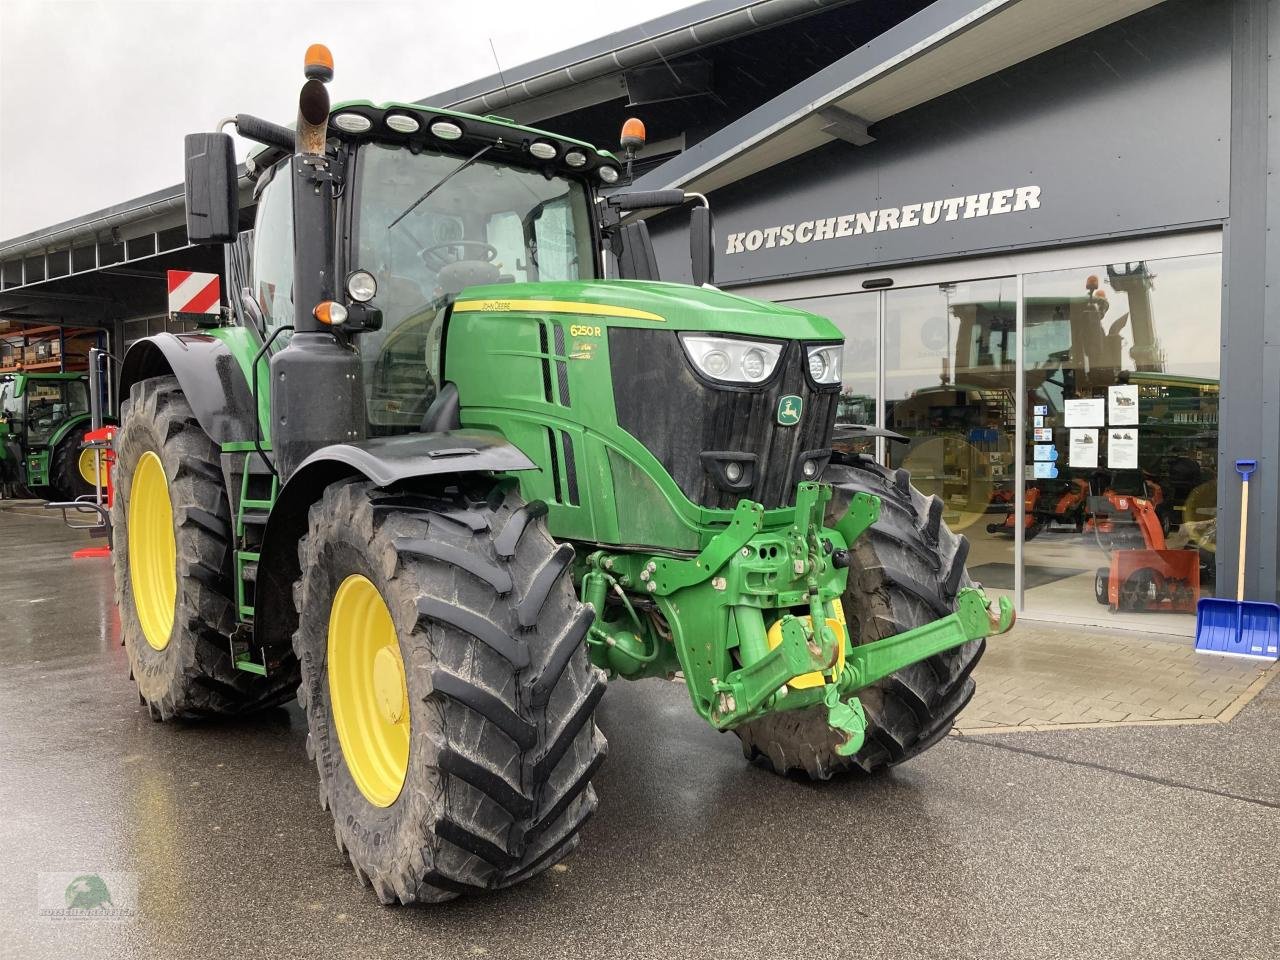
(805, 344, 842, 385)
(680, 334, 782, 384)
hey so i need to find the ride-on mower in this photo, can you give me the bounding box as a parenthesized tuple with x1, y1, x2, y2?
(111, 46, 1014, 903)
(0, 371, 101, 501)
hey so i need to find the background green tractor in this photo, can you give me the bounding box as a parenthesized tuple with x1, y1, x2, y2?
(0, 371, 102, 501)
(110, 46, 1012, 904)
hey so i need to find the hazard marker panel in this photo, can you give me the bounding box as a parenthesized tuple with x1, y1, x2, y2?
(167, 270, 221, 315)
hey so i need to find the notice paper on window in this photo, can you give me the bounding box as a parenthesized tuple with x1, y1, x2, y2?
(1069, 429, 1099, 468)
(1108, 429, 1138, 469)
(1108, 384, 1139, 426)
(1064, 397, 1105, 427)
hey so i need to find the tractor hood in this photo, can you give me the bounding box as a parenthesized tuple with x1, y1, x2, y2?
(452, 279, 841, 341)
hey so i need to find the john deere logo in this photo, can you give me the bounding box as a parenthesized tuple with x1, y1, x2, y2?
(777, 395, 803, 426)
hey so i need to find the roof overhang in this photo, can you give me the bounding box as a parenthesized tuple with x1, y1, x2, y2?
(422, 0, 853, 123)
(635, 0, 1166, 194)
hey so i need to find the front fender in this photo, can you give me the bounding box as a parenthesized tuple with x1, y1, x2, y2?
(118, 332, 257, 443)
(253, 430, 537, 653)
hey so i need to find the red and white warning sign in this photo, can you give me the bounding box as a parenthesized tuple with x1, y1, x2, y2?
(167, 270, 221, 315)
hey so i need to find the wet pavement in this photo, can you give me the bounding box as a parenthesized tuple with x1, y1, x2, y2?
(1, 508, 1277, 960)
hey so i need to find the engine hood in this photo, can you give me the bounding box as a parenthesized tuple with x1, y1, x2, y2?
(451, 279, 841, 342)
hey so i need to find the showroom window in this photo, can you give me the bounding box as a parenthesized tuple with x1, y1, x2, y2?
(778, 247, 1221, 634)
(1021, 254, 1220, 631)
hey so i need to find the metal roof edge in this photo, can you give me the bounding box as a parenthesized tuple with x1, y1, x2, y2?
(631, 0, 1015, 192)
(424, 0, 760, 106)
(421, 0, 849, 113)
(0, 166, 252, 263)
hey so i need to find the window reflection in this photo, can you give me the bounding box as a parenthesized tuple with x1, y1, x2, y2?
(884, 280, 1017, 537)
(783, 291, 878, 457)
(1022, 254, 1220, 629)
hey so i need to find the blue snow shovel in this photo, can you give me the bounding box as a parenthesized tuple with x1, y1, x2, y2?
(1195, 459, 1280, 660)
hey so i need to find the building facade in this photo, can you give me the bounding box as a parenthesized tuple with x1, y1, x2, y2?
(631, 0, 1240, 635)
(3, 0, 1279, 636)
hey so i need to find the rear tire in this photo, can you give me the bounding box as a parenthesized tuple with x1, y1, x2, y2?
(735, 456, 984, 780)
(292, 479, 607, 903)
(49, 422, 94, 502)
(113, 375, 297, 719)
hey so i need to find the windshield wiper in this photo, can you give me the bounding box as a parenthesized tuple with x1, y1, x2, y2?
(387, 144, 495, 231)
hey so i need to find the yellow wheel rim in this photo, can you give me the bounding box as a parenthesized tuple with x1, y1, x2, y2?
(328, 574, 410, 807)
(77, 448, 100, 486)
(127, 451, 177, 651)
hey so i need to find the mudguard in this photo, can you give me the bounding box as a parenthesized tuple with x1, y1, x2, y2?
(45, 412, 96, 453)
(253, 431, 537, 652)
(118, 333, 257, 443)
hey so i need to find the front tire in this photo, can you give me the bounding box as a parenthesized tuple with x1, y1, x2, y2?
(113, 375, 296, 719)
(292, 479, 607, 903)
(735, 456, 985, 780)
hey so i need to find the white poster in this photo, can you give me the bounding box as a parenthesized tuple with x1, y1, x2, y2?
(1033, 427, 1053, 442)
(1064, 397, 1106, 427)
(1108, 429, 1138, 469)
(1108, 385, 1139, 425)
(1069, 429, 1099, 468)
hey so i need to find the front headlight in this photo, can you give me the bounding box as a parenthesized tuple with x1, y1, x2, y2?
(681, 334, 783, 384)
(805, 343, 842, 385)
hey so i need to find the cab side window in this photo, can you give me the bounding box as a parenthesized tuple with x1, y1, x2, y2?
(251, 165, 294, 333)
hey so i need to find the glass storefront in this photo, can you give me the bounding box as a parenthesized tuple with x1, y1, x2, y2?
(1020, 254, 1220, 632)
(781, 247, 1221, 634)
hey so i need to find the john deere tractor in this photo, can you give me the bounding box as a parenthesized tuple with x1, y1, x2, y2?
(0, 371, 100, 500)
(112, 46, 1013, 903)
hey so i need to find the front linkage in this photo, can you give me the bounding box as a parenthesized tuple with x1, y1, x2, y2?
(582, 482, 1015, 756)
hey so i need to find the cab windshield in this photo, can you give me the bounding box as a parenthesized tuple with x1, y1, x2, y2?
(353, 143, 596, 434)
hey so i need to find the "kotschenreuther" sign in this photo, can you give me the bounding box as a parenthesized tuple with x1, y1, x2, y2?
(723, 185, 1042, 255)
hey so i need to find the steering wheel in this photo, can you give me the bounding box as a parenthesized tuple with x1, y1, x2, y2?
(419, 240, 498, 272)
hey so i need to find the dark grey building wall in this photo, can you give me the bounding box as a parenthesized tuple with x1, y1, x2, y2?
(648, 0, 1232, 286)
(1221, 0, 1280, 604)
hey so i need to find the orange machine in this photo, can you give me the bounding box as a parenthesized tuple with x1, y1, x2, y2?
(1090, 491, 1199, 613)
(987, 478, 1088, 539)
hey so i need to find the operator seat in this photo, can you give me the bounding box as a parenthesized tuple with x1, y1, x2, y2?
(434, 259, 510, 297)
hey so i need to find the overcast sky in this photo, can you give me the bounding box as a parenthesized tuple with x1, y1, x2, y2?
(0, 0, 691, 240)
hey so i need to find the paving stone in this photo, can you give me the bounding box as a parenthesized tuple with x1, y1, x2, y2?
(959, 619, 1271, 732)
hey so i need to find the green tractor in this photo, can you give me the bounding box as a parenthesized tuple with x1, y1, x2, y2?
(0, 371, 101, 501)
(112, 46, 1013, 903)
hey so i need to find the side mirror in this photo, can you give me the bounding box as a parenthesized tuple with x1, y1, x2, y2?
(690, 204, 714, 287)
(184, 132, 239, 245)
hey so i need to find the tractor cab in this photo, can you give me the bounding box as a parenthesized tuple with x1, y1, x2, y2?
(245, 121, 604, 436)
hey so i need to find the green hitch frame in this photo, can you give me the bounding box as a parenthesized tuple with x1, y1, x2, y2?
(578, 479, 1016, 751)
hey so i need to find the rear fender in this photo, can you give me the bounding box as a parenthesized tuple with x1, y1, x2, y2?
(253, 431, 536, 652)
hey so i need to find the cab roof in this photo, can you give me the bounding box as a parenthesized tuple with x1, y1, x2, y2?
(247, 100, 620, 184)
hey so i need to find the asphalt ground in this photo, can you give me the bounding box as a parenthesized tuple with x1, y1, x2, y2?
(1, 507, 1276, 960)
